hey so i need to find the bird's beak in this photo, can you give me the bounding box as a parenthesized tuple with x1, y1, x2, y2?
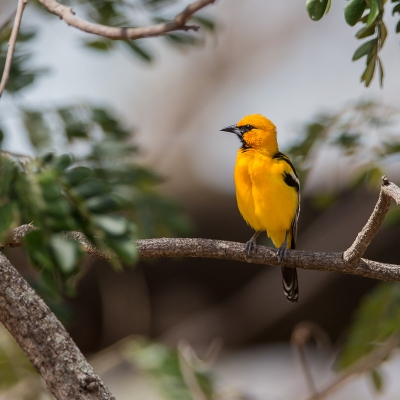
(220, 124, 241, 135)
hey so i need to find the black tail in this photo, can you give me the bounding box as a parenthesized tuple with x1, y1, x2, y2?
(281, 267, 299, 303)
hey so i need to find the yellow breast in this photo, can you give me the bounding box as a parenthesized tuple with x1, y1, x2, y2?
(234, 149, 298, 247)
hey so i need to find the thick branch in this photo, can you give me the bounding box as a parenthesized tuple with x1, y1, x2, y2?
(3, 225, 400, 283)
(343, 176, 394, 264)
(3, 178, 400, 282)
(0, 252, 115, 400)
(37, 0, 215, 40)
(0, 0, 28, 97)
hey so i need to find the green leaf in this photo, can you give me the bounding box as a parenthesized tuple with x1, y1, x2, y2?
(371, 369, 384, 393)
(306, 0, 330, 20)
(361, 57, 376, 86)
(336, 283, 400, 370)
(73, 180, 107, 199)
(377, 57, 384, 88)
(17, 30, 36, 42)
(379, 22, 387, 47)
(52, 154, 74, 171)
(344, 0, 367, 26)
(352, 39, 375, 60)
(356, 24, 376, 38)
(85, 194, 121, 213)
(107, 238, 137, 265)
(50, 235, 81, 275)
(84, 39, 115, 51)
(93, 215, 129, 236)
(367, 0, 380, 27)
(393, 3, 400, 15)
(164, 33, 199, 47)
(326, 0, 332, 14)
(22, 110, 51, 150)
(63, 166, 92, 187)
(122, 41, 153, 63)
(191, 15, 216, 31)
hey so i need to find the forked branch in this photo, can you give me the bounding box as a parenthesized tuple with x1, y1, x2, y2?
(3, 177, 400, 283)
(37, 0, 216, 40)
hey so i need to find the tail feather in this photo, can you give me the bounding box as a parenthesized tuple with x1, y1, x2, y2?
(281, 267, 299, 303)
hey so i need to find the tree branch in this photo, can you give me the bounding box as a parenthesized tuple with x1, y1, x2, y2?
(0, 0, 28, 98)
(343, 176, 397, 264)
(3, 177, 400, 283)
(37, 0, 216, 40)
(0, 252, 115, 400)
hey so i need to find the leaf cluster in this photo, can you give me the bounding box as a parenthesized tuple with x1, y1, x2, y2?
(287, 100, 400, 189)
(306, 0, 400, 87)
(0, 104, 191, 297)
(336, 282, 400, 393)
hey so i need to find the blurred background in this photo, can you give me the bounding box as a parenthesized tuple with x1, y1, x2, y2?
(1, 0, 400, 399)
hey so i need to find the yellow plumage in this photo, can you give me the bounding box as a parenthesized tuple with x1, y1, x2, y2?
(221, 114, 300, 302)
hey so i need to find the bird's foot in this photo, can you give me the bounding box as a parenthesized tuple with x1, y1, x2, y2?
(277, 245, 288, 263)
(245, 238, 257, 257)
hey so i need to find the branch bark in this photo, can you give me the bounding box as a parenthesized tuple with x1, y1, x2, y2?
(343, 176, 396, 263)
(0, 252, 115, 400)
(37, 0, 216, 40)
(3, 177, 400, 282)
(0, 0, 28, 98)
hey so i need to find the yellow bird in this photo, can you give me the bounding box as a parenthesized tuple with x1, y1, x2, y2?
(221, 114, 300, 302)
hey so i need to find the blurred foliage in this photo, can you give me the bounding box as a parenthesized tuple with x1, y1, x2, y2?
(0, 104, 191, 297)
(125, 338, 215, 400)
(0, 1, 195, 298)
(0, 28, 46, 94)
(336, 283, 400, 369)
(336, 283, 400, 393)
(306, 0, 400, 87)
(287, 100, 400, 198)
(32, 0, 215, 63)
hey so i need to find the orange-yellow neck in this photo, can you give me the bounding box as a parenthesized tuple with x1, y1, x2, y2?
(242, 129, 279, 157)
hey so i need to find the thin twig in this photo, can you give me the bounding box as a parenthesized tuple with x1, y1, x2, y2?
(37, 0, 215, 40)
(292, 322, 331, 399)
(0, 0, 28, 98)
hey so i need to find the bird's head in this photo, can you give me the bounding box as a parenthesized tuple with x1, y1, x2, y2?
(220, 114, 278, 155)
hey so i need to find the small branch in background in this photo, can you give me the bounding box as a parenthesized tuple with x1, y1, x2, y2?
(0, 0, 28, 98)
(304, 336, 398, 400)
(343, 176, 394, 264)
(37, 0, 216, 40)
(292, 322, 331, 400)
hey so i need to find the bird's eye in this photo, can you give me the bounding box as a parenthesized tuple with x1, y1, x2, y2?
(246, 124, 253, 130)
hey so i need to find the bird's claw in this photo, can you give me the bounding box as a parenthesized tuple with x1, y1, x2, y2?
(245, 238, 257, 257)
(277, 245, 288, 263)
